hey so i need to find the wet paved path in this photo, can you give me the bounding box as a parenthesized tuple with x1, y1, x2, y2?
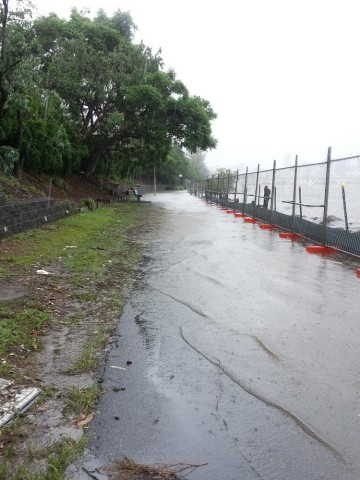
(90, 191, 360, 479)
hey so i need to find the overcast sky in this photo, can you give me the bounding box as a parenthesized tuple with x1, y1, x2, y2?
(32, 0, 360, 172)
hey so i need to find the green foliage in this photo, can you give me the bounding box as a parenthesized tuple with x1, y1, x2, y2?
(67, 330, 108, 374)
(79, 197, 96, 211)
(1, 4, 216, 180)
(0, 170, 46, 202)
(0, 436, 88, 479)
(65, 384, 99, 415)
(0, 304, 50, 357)
(0, 146, 18, 175)
(209, 168, 237, 192)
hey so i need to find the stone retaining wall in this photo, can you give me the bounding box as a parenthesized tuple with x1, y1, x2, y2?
(0, 197, 76, 239)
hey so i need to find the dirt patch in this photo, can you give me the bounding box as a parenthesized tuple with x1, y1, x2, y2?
(0, 197, 148, 478)
(0, 252, 137, 475)
(0, 172, 114, 204)
(0, 278, 29, 301)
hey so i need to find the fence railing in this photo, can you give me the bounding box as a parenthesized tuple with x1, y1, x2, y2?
(188, 147, 360, 257)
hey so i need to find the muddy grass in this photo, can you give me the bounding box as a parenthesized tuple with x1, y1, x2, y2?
(0, 201, 151, 479)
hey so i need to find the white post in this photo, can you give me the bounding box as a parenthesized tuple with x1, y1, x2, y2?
(154, 166, 157, 196)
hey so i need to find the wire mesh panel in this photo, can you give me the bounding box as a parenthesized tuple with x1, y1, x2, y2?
(193, 154, 360, 257)
(328, 156, 360, 231)
(228, 173, 237, 204)
(245, 171, 258, 205)
(273, 166, 296, 214)
(257, 168, 273, 209)
(326, 155, 360, 255)
(296, 163, 327, 221)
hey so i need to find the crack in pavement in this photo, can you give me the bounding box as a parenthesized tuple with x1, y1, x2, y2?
(143, 282, 209, 318)
(212, 367, 264, 479)
(252, 336, 281, 362)
(180, 327, 344, 463)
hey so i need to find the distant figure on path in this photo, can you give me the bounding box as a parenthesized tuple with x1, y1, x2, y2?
(263, 185, 271, 209)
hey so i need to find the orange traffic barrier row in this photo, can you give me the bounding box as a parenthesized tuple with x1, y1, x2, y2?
(211, 202, 360, 277)
(259, 224, 277, 230)
(279, 232, 300, 239)
(306, 245, 337, 254)
(244, 217, 258, 223)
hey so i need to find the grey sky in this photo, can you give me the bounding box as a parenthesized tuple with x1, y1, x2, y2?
(33, 0, 360, 172)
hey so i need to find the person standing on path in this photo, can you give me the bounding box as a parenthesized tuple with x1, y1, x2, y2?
(263, 185, 271, 209)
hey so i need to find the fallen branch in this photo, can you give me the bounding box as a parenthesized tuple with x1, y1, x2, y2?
(108, 456, 208, 479)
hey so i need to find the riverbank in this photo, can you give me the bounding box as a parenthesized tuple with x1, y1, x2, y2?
(0, 201, 149, 478)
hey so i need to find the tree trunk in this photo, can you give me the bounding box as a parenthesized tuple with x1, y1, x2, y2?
(13, 109, 24, 178)
(85, 149, 104, 179)
(0, 1, 9, 117)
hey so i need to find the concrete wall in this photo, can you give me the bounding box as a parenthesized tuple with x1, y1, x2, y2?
(0, 197, 76, 239)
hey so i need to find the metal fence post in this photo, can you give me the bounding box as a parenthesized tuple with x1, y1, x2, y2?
(217, 174, 220, 204)
(292, 155, 298, 231)
(322, 146, 331, 245)
(226, 170, 230, 208)
(298, 186, 303, 219)
(341, 185, 349, 232)
(253, 164, 260, 218)
(270, 160, 276, 223)
(243, 167, 248, 215)
(234, 169, 239, 211)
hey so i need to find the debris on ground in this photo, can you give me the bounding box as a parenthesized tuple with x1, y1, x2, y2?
(107, 456, 208, 479)
(36, 269, 52, 275)
(0, 381, 40, 428)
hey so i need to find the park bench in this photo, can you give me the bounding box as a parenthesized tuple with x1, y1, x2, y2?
(131, 187, 142, 202)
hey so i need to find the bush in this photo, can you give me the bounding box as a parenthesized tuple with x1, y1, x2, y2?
(79, 197, 96, 211)
(0, 147, 19, 176)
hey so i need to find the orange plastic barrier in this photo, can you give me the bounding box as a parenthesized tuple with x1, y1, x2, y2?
(357, 269, 360, 277)
(244, 217, 257, 223)
(306, 245, 337, 254)
(234, 212, 246, 218)
(279, 232, 300, 239)
(259, 224, 277, 230)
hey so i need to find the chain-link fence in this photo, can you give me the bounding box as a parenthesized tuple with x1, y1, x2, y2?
(188, 150, 360, 257)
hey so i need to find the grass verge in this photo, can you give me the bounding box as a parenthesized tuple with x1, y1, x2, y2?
(65, 384, 100, 416)
(0, 436, 88, 480)
(0, 201, 148, 478)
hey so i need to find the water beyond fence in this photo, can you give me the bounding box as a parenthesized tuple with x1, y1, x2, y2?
(190, 151, 360, 257)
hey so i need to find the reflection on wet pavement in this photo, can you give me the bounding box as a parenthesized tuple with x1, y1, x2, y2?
(90, 191, 360, 480)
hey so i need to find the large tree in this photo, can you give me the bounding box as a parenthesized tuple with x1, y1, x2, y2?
(33, 9, 217, 177)
(1, 6, 216, 179)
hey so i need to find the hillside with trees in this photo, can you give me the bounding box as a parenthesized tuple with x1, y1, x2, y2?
(0, 1, 215, 189)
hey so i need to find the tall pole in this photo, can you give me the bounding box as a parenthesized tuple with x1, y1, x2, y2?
(153, 166, 157, 196)
(298, 186, 303, 219)
(253, 164, 260, 218)
(234, 169, 239, 212)
(292, 155, 298, 231)
(270, 160, 276, 224)
(243, 167, 248, 215)
(341, 185, 349, 232)
(226, 170, 231, 208)
(322, 147, 331, 245)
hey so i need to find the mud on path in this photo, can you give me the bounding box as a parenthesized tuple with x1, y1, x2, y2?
(0, 214, 148, 477)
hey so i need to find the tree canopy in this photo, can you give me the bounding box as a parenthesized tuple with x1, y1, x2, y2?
(0, 1, 217, 182)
